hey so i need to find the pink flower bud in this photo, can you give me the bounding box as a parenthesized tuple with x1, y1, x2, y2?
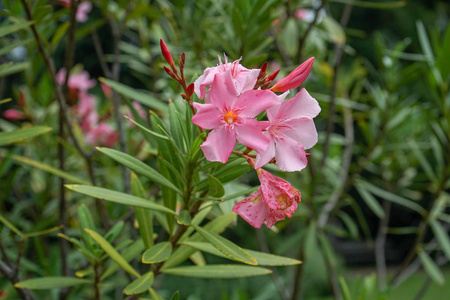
(186, 83, 195, 98)
(3, 109, 26, 121)
(267, 69, 280, 81)
(160, 39, 174, 65)
(270, 57, 314, 92)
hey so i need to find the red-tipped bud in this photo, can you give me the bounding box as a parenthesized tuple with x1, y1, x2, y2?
(270, 57, 314, 92)
(267, 69, 280, 81)
(164, 66, 178, 80)
(160, 39, 174, 65)
(186, 83, 195, 98)
(260, 62, 267, 74)
(306, 153, 311, 157)
(181, 93, 186, 99)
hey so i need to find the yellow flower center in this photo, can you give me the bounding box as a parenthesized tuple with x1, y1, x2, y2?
(224, 110, 238, 125)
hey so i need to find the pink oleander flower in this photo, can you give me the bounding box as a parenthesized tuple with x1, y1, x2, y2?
(58, 0, 92, 23)
(2, 109, 26, 121)
(255, 88, 320, 171)
(194, 55, 260, 101)
(294, 9, 315, 23)
(73, 92, 96, 117)
(56, 68, 96, 95)
(80, 110, 99, 132)
(191, 70, 280, 163)
(232, 169, 301, 228)
(270, 57, 314, 92)
(84, 122, 118, 147)
(101, 82, 113, 99)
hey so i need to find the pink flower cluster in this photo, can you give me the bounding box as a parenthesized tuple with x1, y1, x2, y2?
(57, 0, 92, 23)
(191, 56, 320, 228)
(57, 68, 118, 147)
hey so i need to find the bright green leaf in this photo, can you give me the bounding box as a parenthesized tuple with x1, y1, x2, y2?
(131, 172, 154, 248)
(123, 271, 154, 295)
(430, 220, 450, 260)
(418, 250, 445, 285)
(0, 126, 51, 146)
(162, 265, 272, 278)
(207, 174, 225, 198)
(15, 277, 90, 290)
(177, 210, 191, 225)
(142, 242, 173, 264)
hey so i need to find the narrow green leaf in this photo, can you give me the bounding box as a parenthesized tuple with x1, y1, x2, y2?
(142, 242, 173, 264)
(177, 210, 191, 225)
(0, 126, 52, 146)
(409, 140, 437, 183)
(99, 78, 168, 113)
(322, 15, 346, 44)
(15, 277, 90, 290)
(51, 22, 69, 48)
(123, 271, 154, 295)
(0, 62, 30, 77)
(78, 204, 97, 251)
(101, 239, 145, 280)
(66, 185, 176, 214)
(162, 265, 272, 278)
(0, 39, 33, 57)
(124, 116, 169, 141)
(430, 220, 450, 260)
(97, 147, 180, 193)
(355, 183, 385, 218)
(0, 213, 23, 237)
(104, 221, 124, 243)
(0, 98, 12, 105)
(193, 225, 256, 265)
(182, 242, 301, 266)
(170, 291, 180, 300)
(149, 288, 165, 300)
(10, 154, 90, 184)
(24, 226, 60, 238)
(131, 172, 154, 248)
(207, 174, 225, 198)
(0, 21, 34, 38)
(338, 276, 352, 300)
(85, 229, 140, 278)
(418, 250, 445, 285)
(168, 102, 185, 151)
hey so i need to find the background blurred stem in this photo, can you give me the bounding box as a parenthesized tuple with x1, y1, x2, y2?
(375, 200, 392, 291)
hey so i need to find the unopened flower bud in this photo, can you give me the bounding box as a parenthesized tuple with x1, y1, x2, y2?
(186, 83, 195, 98)
(160, 39, 174, 65)
(270, 57, 314, 92)
(267, 69, 280, 81)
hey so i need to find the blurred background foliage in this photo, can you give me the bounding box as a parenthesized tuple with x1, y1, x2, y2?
(1, 0, 450, 299)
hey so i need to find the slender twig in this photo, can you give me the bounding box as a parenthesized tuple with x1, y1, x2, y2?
(297, 0, 327, 63)
(90, 29, 112, 78)
(0, 254, 36, 300)
(413, 277, 432, 300)
(375, 200, 391, 291)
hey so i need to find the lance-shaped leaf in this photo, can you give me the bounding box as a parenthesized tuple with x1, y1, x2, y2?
(177, 210, 191, 225)
(0, 21, 34, 38)
(131, 173, 154, 248)
(96, 147, 181, 193)
(181, 242, 301, 266)
(85, 229, 140, 278)
(15, 277, 90, 290)
(142, 242, 173, 264)
(207, 174, 225, 198)
(66, 185, 176, 215)
(430, 220, 450, 260)
(0, 213, 23, 237)
(162, 265, 272, 278)
(193, 225, 256, 265)
(418, 250, 445, 285)
(123, 272, 154, 295)
(0, 126, 51, 146)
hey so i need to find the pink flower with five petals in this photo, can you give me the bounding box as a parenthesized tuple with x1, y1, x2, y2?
(232, 169, 301, 228)
(194, 55, 260, 101)
(191, 70, 280, 163)
(255, 88, 320, 171)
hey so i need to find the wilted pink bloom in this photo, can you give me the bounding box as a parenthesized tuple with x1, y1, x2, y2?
(101, 82, 113, 99)
(270, 57, 314, 92)
(84, 122, 118, 147)
(194, 55, 260, 101)
(57, 0, 92, 23)
(255, 88, 320, 171)
(2, 109, 26, 121)
(191, 70, 280, 163)
(56, 68, 96, 94)
(232, 169, 301, 228)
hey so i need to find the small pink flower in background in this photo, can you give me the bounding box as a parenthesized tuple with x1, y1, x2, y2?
(80, 110, 99, 132)
(125, 102, 146, 127)
(191, 70, 280, 163)
(2, 109, 26, 121)
(56, 68, 96, 97)
(194, 55, 260, 101)
(270, 57, 314, 92)
(232, 169, 301, 228)
(255, 88, 320, 171)
(73, 92, 96, 117)
(294, 9, 315, 23)
(57, 0, 92, 23)
(85, 122, 118, 147)
(101, 82, 113, 99)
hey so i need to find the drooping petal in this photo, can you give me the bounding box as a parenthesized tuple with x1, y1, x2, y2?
(191, 103, 222, 129)
(266, 202, 298, 228)
(281, 117, 318, 149)
(235, 90, 280, 118)
(274, 135, 308, 172)
(194, 67, 218, 100)
(232, 191, 268, 228)
(239, 68, 261, 93)
(274, 88, 321, 120)
(200, 126, 236, 163)
(209, 70, 239, 110)
(254, 138, 276, 169)
(235, 119, 270, 154)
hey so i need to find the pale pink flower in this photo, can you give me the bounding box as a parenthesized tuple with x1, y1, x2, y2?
(57, 0, 92, 23)
(232, 169, 301, 228)
(56, 68, 96, 94)
(80, 110, 99, 132)
(294, 9, 315, 23)
(191, 70, 280, 163)
(2, 109, 26, 121)
(73, 92, 96, 117)
(270, 57, 314, 92)
(255, 88, 320, 171)
(101, 82, 113, 99)
(194, 55, 260, 101)
(84, 122, 118, 147)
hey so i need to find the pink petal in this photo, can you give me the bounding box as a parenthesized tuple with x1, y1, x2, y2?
(274, 135, 308, 172)
(191, 103, 222, 129)
(200, 126, 236, 163)
(265, 202, 298, 228)
(209, 70, 239, 110)
(273, 88, 320, 120)
(194, 68, 217, 100)
(282, 117, 318, 149)
(76, 2, 92, 23)
(266, 91, 290, 121)
(235, 118, 269, 154)
(238, 68, 260, 93)
(254, 138, 275, 169)
(232, 191, 268, 228)
(235, 90, 280, 118)
(270, 57, 314, 92)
